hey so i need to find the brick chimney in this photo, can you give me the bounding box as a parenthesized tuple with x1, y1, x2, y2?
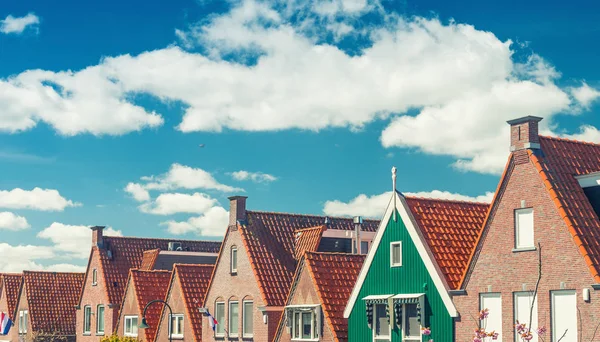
(507, 116, 543, 151)
(228, 196, 248, 231)
(90, 226, 105, 248)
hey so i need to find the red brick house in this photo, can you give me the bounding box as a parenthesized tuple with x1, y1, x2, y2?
(455, 116, 600, 341)
(274, 252, 365, 342)
(0, 274, 22, 342)
(76, 226, 221, 341)
(201, 196, 379, 342)
(115, 270, 172, 341)
(155, 264, 214, 342)
(14, 271, 83, 342)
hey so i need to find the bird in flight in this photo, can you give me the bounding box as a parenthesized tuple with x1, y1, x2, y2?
(199, 144, 205, 148)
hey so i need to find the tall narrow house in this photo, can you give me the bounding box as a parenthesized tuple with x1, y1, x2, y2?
(0, 274, 22, 342)
(344, 170, 489, 342)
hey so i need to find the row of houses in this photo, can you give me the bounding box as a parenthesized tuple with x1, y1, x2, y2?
(1, 115, 599, 341)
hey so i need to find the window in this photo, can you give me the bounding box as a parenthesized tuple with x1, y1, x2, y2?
(96, 305, 105, 334)
(229, 301, 239, 337)
(390, 242, 402, 267)
(124, 316, 138, 337)
(551, 291, 577, 342)
(243, 300, 253, 337)
(83, 305, 92, 334)
(290, 308, 320, 340)
(373, 303, 390, 341)
(515, 208, 534, 249)
(92, 269, 97, 286)
(231, 246, 238, 274)
(169, 314, 184, 338)
(361, 241, 369, 254)
(18, 310, 28, 334)
(480, 293, 502, 340)
(514, 292, 538, 342)
(215, 302, 225, 337)
(402, 304, 420, 341)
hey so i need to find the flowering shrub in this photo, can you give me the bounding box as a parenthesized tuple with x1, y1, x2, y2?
(471, 308, 545, 342)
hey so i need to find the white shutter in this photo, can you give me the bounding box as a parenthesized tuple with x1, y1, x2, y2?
(315, 306, 322, 338)
(480, 293, 502, 341)
(514, 292, 538, 342)
(551, 291, 577, 342)
(515, 209, 534, 249)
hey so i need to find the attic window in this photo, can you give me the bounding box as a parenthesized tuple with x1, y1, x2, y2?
(515, 208, 534, 250)
(390, 242, 402, 267)
(231, 246, 238, 274)
(92, 269, 97, 286)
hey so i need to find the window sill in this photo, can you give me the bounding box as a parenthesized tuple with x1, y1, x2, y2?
(96, 333, 105, 336)
(291, 339, 319, 342)
(512, 247, 537, 253)
(82, 333, 91, 336)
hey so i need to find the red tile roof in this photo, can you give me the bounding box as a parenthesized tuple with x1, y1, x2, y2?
(140, 249, 160, 270)
(304, 252, 365, 342)
(1, 273, 22, 320)
(293, 226, 325, 260)
(405, 196, 489, 290)
(165, 264, 214, 341)
(94, 237, 220, 306)
(529, 136, 600, 282)
(22, 271, 84, 335)
(125, 270, 172, 342)
(239, 211, 379, 306)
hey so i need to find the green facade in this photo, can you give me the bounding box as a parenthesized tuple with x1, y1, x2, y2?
(347, 210, 454, 342)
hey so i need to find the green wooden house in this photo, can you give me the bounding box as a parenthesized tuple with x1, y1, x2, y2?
(344, 169, 489, 342)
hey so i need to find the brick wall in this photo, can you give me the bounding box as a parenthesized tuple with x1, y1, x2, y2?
(155, 275, 196, 342)
(14, 281, 30, 342)
(454, 153, 600, 341)
(0, 284, 18, 342)
(114, 281, 141, 341)
(202, 230, 273, 342)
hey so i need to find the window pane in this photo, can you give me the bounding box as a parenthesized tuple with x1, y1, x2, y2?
(230, 302, 239, 335)
(84, 307, 91, 332)
(551, 291, 577, 342)
(293, 312, 300, 338)
(514, 292, 538, 342)
(216, 303, 225, 334)
(374, 304, 389, 336)
(97, 306, 105, 333)
(125, 318, 131, 334)
(480, 293, 502, 340)
(243, 302, 253, 336)
(132, 317, 138, 336)
(405, 304, 420, 337)
(302, 312, 311, 339)
(231, 248, 238, 272)
(516, 209, 534, 248)
(361, 241, 369, 254)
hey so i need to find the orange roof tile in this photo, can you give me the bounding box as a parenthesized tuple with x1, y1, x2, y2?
(405, 197, 489, 290)
(239, 211, 379, 306)
(529, 136, 600, 282)
(304, 252, 365, 342)
(293, 226, 325, 260)
(172, 264, 214, 341)
(140, 249, 161, 271)
(1, 273, 22, 320)
(128, 270, 172, 342)
(22, 271, 84, 335)
(95, 237, 220, 306)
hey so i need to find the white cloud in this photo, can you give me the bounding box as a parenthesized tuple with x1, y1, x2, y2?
(37, 222, 123, 259)
(0, 13, 39, 34)
(229, 170, 277, 183)
(323, 190, 492, 218)
(141, 163, 243, 193)
(160, 206, 229, 236)
(570, 83, 600, 110)
(0, 243, 54, 272)
(0, 187, 80, 211)
(139, 192, 219, 215)
(0, 212, 30, 230)
(44, 263, 86, 272)
(124, 182, 150, 202)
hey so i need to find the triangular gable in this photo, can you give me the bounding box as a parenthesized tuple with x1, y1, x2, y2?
(343, 191, 458, 318)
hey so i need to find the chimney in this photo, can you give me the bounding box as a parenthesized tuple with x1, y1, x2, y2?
(507, 116, 543, 151)
(353, 216, 363, 254)
(228, 196, 248, 231)
(90, 226, 105, 248)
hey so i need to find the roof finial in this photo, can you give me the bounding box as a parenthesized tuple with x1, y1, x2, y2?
(392, 166, 397, 221)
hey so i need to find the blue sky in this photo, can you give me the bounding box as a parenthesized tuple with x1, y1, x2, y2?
(0, 0, 599, 272)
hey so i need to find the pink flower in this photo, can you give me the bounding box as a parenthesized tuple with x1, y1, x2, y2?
(479, 308, 489, 320)
(515, 321, 527, 334)
(536, 326, 547, 335)
(492, 332, 499, 340)
(473, 338, 482, 342)
(421, 327, 431, 336)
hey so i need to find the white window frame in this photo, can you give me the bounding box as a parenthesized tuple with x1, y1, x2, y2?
(242, 300, 254, 338)
(514, 292, 538, 342)
(551, 290, 578, 342)
(169, 314, 184, 339)
(480, 293, 502, 341)
(229, 301, 239, 337)
(92, 269, 97, 286)
(124, 315, 139, 337)
(400, 303, 421, 342)
(83, 305, 92, 334)
(231, 246, 238, 274)
(290, 308, 320, 341)
(373, 303, 391, 341)
(18, 310, 28, 334)
(96, 305, 105, 335)
(390, 242, 402, 267)
(215, 301, 225, 337)
(515, 208, 535, 249)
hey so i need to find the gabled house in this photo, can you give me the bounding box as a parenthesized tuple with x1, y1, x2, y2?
(76, 226, 221, 341)
(14, 271, 84, 342)
(155, 264, 214, 342)
(0, 274, 22, 342)
(202, 196, 379, 342)
(454, 116, 600, 341)
(274, 252, 365, 342)
(344, 185, 489, 342)
(115, 270, 172, 341)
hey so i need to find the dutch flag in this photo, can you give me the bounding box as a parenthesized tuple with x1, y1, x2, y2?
(206, 309, 218, 331)
(0, 312, 12, 335)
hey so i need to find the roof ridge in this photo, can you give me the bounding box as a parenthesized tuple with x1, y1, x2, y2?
(247, 210, 379, 222)
(294, 225, 326, 233)
(105, 236, 221, 243)
(404, 195, 491, 206)
(539, 134, 600, 147)
(132, 269, 172, 274)
(22, 270, 84, 275)
(305, 251, 366, 257)
(173, 263, 214, 268)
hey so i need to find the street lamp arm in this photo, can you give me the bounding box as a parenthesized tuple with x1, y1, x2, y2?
(139, 299, 173, 342)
